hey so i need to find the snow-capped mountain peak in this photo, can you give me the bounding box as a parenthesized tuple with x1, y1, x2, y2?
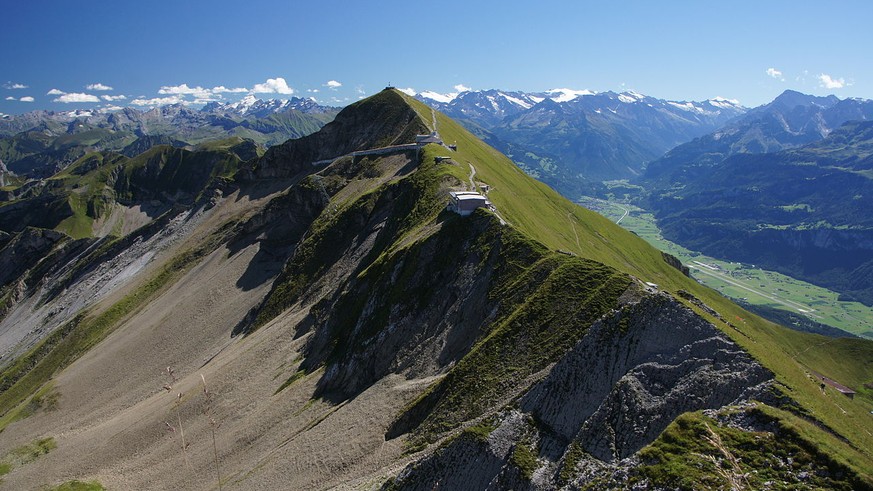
(706, 96, 743, 110)
(544, 88, 596, 103)
(200, 96, 334, 118)
(418, 90, 459, 104)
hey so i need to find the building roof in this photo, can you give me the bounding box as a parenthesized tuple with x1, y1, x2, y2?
(450, 191, 487, 201)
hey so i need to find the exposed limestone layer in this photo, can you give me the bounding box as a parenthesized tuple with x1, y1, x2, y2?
(388, 293, 773, 490)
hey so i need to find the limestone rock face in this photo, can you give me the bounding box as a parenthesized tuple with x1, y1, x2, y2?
(388, 294, 773, 489)
(522, 294, 771, 461)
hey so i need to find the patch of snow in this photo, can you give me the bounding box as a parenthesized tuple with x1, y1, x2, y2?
(486, 95, 499, 111)
(708, 96, 742, 109)
(229, 94, 259, 113)
(528, 95, 545, 104)
(499, 92, 532, 109)
(546, 88, 595, 103)
(667, 101, 707, 114)
(419, 90, 458, 103)
(617, 94, 637, 104)
(66, 110, 93, 118)
(711, 96, 741, 104)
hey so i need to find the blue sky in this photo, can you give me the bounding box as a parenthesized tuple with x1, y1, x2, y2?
(2, 0, 871, 115)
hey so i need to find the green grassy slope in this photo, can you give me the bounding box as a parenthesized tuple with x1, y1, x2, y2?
(397, 91, 873, 481)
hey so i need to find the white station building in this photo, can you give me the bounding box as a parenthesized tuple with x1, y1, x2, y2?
(447, 191, 491, 216)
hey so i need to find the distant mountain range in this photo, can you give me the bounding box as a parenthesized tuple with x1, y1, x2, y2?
(645, 91, 873, 307)
(0, 97, 339, 178)
(644, 89, 873, 185)
(416, 88, 747, 195)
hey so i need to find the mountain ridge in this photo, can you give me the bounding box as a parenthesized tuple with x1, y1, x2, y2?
(415, 87, 747, 195)
(644, 89, 873, 184)
(0, 89, 869, 490)
(0, 98, 341, 179)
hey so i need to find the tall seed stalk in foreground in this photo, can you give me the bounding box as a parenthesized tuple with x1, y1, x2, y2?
(163, 366, 192, 470)
(201, 374, 221, 491)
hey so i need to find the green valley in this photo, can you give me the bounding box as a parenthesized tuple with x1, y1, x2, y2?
(580, 196, 873, 339)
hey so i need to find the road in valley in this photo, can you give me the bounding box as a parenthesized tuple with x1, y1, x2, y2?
(616, 206, 629, 224)
(688, 264, 821, 318)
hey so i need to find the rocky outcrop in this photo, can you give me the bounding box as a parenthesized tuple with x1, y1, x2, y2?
(250, 89, 428, 179)
(661, 251, 689, 276)
(387, 293, 774, 489)
(0, 227, 68, 289)
(524, 294, 771, 461)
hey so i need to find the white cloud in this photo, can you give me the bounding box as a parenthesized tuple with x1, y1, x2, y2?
(765, 68, 784, 81)
(130, 95, 187, 106)
(53, 92, 100, 103)
(325, 80, 342, 89)
(818, 73, 847, 89)
(101, 94, 126, 101)
(355, 85, 365, 95)
(3, 95, 34, 102)
(101, 105, 125, 112)
(398, 87, 417, 96)
(454, 84, 471, 92)
(251, 77, 294, 95)
(3, 82, 28, 89)
(86, 83, 113, 91)
(47, 88, 66, 95)
(159, 83, 211, 98)
(211, 86, 248, 94)
(155, 84, 248, 102)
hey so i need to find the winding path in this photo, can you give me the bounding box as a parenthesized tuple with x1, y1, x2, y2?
(430, 108, 438, 132)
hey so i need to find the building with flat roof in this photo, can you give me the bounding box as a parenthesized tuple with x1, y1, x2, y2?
(447, 191, 491, 216)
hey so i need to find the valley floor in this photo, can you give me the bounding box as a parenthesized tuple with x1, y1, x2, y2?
(577, 196, 873, 339)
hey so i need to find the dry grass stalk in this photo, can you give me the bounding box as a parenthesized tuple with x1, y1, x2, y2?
(163, 366, 192, 471)
(201, 373, 221, 491)
(696, 422, 750, 491)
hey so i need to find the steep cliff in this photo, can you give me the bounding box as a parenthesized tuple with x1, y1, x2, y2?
(386, 293, 777, 489)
